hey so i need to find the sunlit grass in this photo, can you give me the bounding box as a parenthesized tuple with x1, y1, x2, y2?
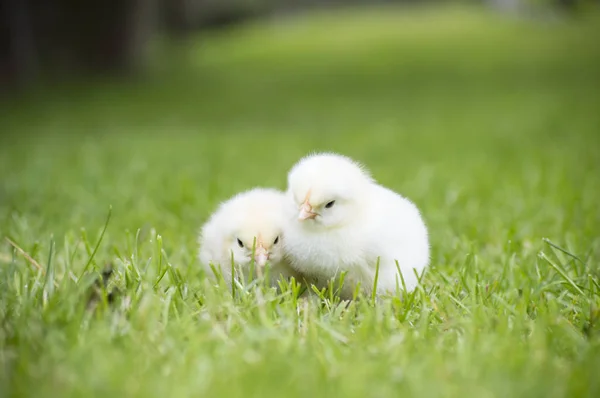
(1, 5, 600, 397)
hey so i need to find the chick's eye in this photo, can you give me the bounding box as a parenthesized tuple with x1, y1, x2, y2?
(236, 238, 244, 248)
(325, 200, 336, 209)
(273, 236, 279, 245)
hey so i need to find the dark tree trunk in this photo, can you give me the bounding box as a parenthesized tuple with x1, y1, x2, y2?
(163, 0, 192, 35)
(57, 0, 158, 72)
(1, 0, 38, 86)
(1, 0, 160, 86)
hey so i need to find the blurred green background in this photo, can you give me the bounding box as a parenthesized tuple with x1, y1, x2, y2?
(1, 1, 600, 397)
(2, 1, 598, 250)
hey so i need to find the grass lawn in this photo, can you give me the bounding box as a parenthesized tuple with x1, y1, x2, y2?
(1, 5, 600, 397)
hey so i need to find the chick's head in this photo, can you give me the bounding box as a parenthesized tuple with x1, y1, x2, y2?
(287, 152, 373, 229)
(202, 188, 286, 269)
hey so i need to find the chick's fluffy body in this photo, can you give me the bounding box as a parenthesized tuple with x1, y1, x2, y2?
(198, 188, 299, 287)
(284, 153, 429, 298)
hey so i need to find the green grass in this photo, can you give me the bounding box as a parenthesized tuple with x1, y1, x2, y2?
(1, 4, 600, 397)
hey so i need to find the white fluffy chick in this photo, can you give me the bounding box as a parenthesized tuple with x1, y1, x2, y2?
(283, 152, 430, 299)
(198, 188, 300, 289)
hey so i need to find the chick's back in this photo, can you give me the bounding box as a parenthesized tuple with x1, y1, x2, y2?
(363, 184, 430, 291)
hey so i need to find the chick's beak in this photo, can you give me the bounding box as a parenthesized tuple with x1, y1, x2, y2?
(254, 245, 269, 267)
(298, 201, 317, 221)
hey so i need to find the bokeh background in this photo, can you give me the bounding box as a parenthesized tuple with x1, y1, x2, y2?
(1, 0, 598, 83)
(2, 0, 599, 242)
(2, 0, 599, 246)
(1, 1, 600, 396)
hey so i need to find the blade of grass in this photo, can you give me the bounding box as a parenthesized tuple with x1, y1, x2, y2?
(78, 206, 112, 279)
(543, 238, 585, 266)
(539, 251, 585, 296)
(42, 237, 55, 297)
(5, 237, 44, 273)
(231, 250, 236, 299)
(371, 256, 381, 305)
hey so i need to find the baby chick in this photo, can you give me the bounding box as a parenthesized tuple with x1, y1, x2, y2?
(198, 188, 300, 289)
(283, 152, 430, 299)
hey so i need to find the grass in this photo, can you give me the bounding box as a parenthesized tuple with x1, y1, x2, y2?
(1, 4, 600, 397)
